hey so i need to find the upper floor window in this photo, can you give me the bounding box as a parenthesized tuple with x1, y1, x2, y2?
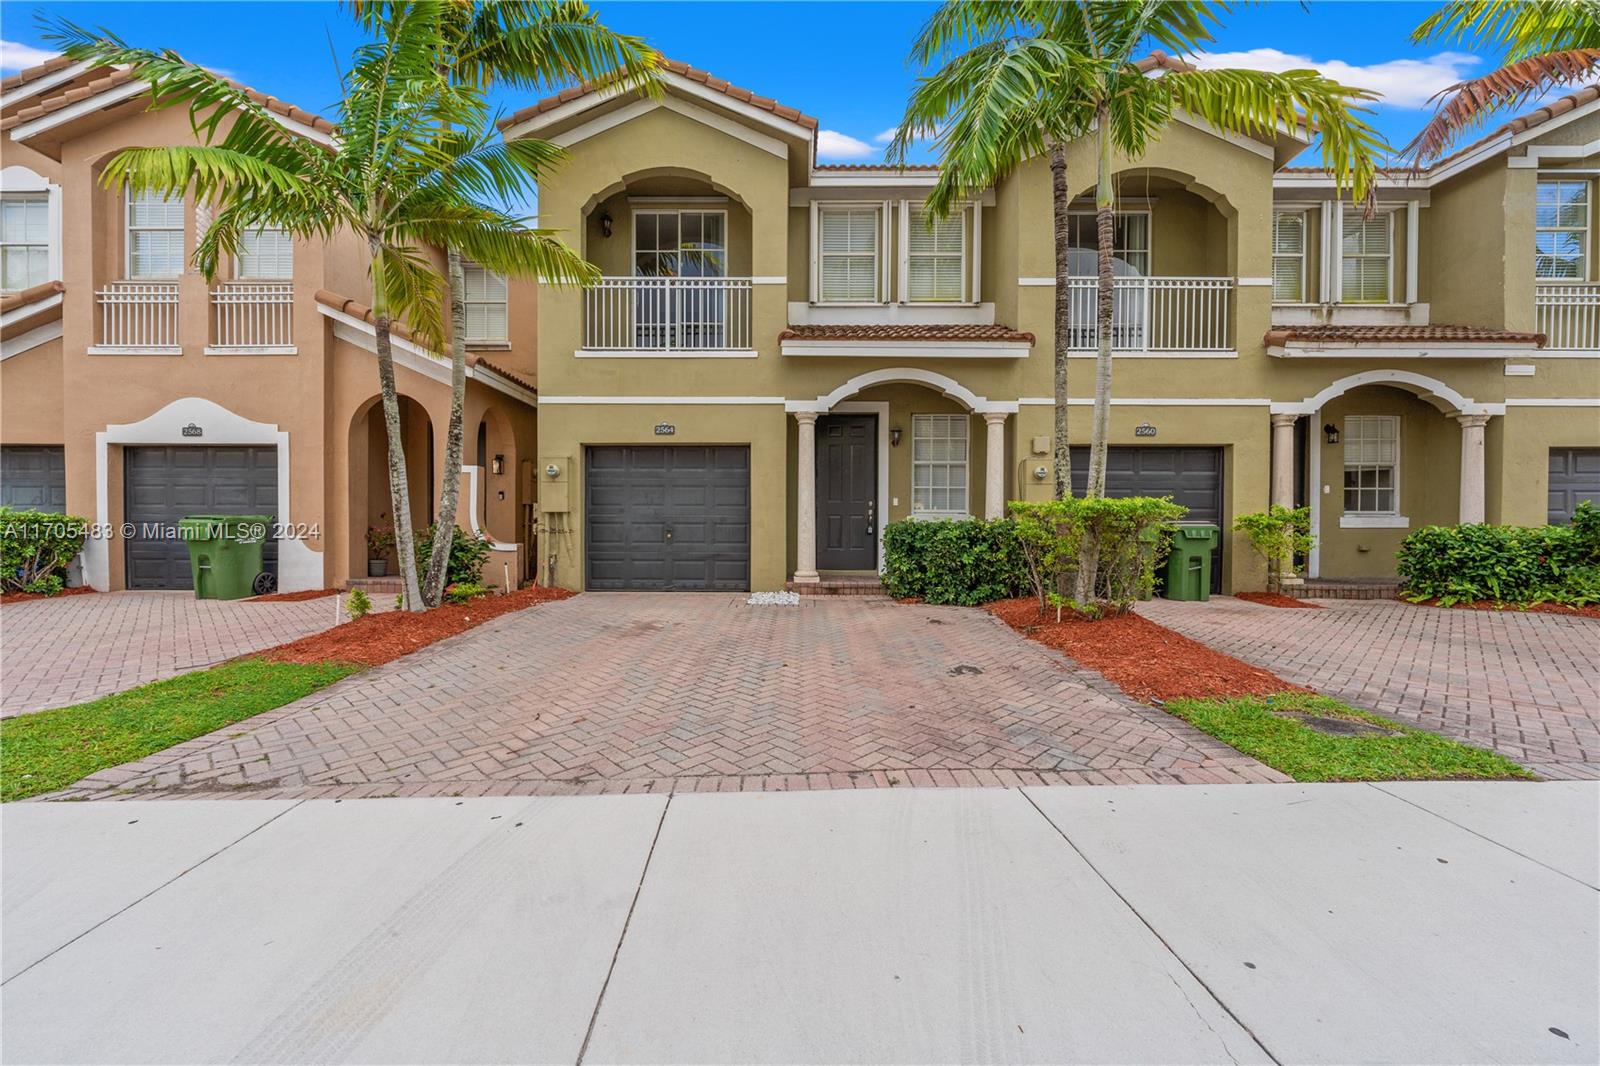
(817, 205, 881, 302)
(126, 189, 184, 278)
(907, 207, 965, 302)
(236, 225, 293, 279)
(912, 413, 969, 517)
(1272, 210, 1306, 303)
(1066, 211, 1150, 275)
(1343, 415, 1398, 515)
(1536, 179, 1589, 280)
(1340, 213, 1391, 304)
(634, 210, 726, 278)
(0, 193, 49, 292)
(462, 262, 508, 343)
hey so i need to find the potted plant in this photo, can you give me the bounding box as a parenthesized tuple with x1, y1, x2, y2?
(366, 521, 395, 577)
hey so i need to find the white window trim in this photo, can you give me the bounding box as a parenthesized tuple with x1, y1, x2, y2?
(1339, 209, 1396, 305)
(1534, 178, 1591, 283)
(898, 201, 974, 305)
(233, 225, 294, 281)
(812, 201, 884, 305)
(1271, 209, 1307, 304)
(0, 190, 51, 293)
(0, 166, 62, 290)
(910, 412, 971, 519)
(1340, 414, 1404, 522)
(631, 207, 730, 276)
(1065, 208, 1154, 276)
(461, 261, 510, 345)
(125, 187, 184, 280)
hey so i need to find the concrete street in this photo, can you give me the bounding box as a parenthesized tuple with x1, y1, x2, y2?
(3, 782, 1597, 1065)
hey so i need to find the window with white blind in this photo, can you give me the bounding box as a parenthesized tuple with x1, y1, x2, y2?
(236, 226, 293, 279)
(1340, 213, 1392, 303)
(907, 207, 965, 302)
(0, 193, 49, 292)
(1343, 415, 1399, 515)
(912, 413, 969, 517)
(1271, 210, 1306, 303)
(126, 189, 185, 278)
(1536, 179, 1589, 279)
(817, 205, 880, 302)
(462, 262, 509, 343)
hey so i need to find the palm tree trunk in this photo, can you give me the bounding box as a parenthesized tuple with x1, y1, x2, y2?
(422, 249, 469, 607)
(1048, 141, 1073, 503)
(372, 315, 424, 613)
(1074, 106, 1117, 607)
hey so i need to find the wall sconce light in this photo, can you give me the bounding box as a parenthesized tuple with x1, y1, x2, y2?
(599, 211, 613, 238)
(890, 426, 903, 447)
(491, 454, 505, 475)
(1323, 423, 1340, 446)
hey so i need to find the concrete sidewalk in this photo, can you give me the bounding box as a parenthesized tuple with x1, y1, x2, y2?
(3, 783, 1596, 1065)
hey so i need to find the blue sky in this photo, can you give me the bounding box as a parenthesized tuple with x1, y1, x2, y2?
(2, 1, 1508, 165)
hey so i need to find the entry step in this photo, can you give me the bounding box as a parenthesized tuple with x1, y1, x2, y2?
(783, 576, 889, 598)
(1292, 579, 1401, 600)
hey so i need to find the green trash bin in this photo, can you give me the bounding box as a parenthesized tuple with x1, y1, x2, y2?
(1162, 521, 1218, 602)
(178, 514, 273, 600)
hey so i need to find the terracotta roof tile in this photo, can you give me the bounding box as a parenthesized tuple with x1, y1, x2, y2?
(813, 163, 941, 173)
(314, 289, 419, 343)
(779, 323, 1034, 344)
(469, 356, 536, 394)
(0, 54, 77, 93)
(1264, 324, 1545, 346)
(0, 280, 64, 315)
(499, 58, 817, 133)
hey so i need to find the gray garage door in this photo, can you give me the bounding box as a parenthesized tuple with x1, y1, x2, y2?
(1071, 446, 1224, 592)
(586, 446, 750, 591)
(1, 445, 65, 511)
(124, 446, 277, 590)
(1549, 448, 1600, 525)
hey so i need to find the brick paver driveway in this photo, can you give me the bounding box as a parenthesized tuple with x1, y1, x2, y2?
(48, 594, 1285, 800)
(1, 591, 343, 716)
(1140, 597, 1600, 780)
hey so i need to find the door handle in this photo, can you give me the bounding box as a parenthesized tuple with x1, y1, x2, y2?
(663, 526, 674, 542)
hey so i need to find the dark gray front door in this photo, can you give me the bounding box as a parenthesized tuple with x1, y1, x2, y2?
(816, 414, 878, 571)
(124, 446, 277, 590)
(1, 445, 65, 511)
(1549, 448, 1600, 524)
(585, 445, 750, 591)
(1071, 446, 1224, 593)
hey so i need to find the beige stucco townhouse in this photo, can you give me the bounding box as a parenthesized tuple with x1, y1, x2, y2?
(1, 58, 541, 593)
(513, 60, 1599, 594)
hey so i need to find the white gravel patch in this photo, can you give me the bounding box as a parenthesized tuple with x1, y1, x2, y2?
(746, 591, 801, 606)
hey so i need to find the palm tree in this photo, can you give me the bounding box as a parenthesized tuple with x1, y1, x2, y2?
(49, 5, 597, 610)
(1408, 1, 1600, 161)
(350, 1, 661, 607)
(890, 0, 1383, 603)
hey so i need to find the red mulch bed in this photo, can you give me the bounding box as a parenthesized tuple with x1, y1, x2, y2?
(0, 586, 98, 605)
(260, 586, 576, 667)
(985, 597, 1301, 703)
(1235, 591, 1323, 609)
(249, 588, 341, 602)
(1406, 597, 1600, 621)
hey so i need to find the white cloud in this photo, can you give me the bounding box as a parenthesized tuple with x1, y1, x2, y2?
(816, 129, 877, 160)
(1, 39, 59, 73)
(874, 127, 898, 144)
(1190, 49, 1481, 109)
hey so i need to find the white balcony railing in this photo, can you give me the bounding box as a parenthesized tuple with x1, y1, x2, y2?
(1535, 282, 1600, 350)
(1064, 275, 1233, 353)
(210, 281, 295, 352)
(93, 281, 179, 353)
(584, 276, 753, 351)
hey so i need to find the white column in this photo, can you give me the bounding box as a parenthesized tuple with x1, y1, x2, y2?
(983, 411, 1008, 519)
(1457, 413, 1491, 525)
(793, 411, 820, 583)
(1270, 413, 1298, 508)
(1405, 200, 1420, 307)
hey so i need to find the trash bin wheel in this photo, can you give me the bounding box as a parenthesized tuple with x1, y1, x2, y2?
(252, 572, 277, 596)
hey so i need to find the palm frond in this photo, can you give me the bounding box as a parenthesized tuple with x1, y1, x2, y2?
(461, 0, 663, 96)
(1414, 0, 1600, 59)
(1405, 49, 1600, 162)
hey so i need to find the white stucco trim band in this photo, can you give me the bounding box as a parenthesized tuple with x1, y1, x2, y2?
(1017, 397, 1272, 407)
(0, 320, 62, 360)
(788, 367, 1018, 415)
(1270, 369, 1504, 417)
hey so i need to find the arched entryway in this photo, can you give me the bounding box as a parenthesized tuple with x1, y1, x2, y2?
(347, 394, 434, 579)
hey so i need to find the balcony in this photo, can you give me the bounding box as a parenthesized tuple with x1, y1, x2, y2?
(89, 282, 180, 355)
(1535, 282, 1600, 351)
(1063, 276, 1233, 355)
(207, 281, 296, 355)
(583, 276, 754, 354)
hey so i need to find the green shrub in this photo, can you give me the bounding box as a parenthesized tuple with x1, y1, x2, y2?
(444, 581, 491, 604)
(881, 518, 1029, 605)
(1396, 522, 1588, 606)
(1009, 496, 1186, 616)
(0, 508, 88, 594)
(346, 588, 373, 619)
(415, 523, 492, 586)
(1234, 505, 1313, 593)
(1570, 500, 1600, 564)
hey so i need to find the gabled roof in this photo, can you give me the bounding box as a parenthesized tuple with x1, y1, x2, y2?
(0, 55, 80, 94)
(498, 58, 818, 134)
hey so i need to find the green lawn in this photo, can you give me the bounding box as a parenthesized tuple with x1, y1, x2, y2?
(1164, 691, 1537, 782)
(1, 658, 360, 802)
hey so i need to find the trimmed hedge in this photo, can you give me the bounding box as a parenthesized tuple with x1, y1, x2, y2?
(0, 507, 88, 595)
(1396, 502, 1599, 606)
(882, 518, 1029, 605)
